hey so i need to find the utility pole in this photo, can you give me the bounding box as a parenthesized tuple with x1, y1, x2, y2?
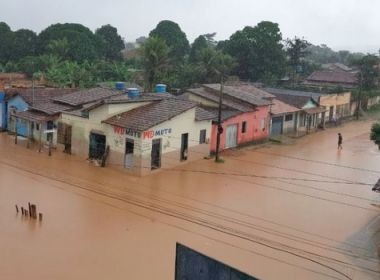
(356, 71, 363, 120)
(215, 76, 224, 162)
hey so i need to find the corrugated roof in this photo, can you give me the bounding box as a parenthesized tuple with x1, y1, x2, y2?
(265, 87, 322, 104)
(187, 88, 253, 112)
(53, 87, 122, 106)
(203, 83, 273, 106)
(269, 93, 316, 109)
(306, 70, 358, 85)
(103, 98, 197, 132)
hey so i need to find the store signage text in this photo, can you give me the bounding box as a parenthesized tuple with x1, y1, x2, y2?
(143, 128, 172, 139)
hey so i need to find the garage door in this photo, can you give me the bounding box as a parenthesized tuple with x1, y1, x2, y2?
(271, 116, 283, 136)
(226, 124, 237, 148)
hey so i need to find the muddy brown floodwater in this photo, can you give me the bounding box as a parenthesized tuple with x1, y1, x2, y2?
(1, 119, 380, 280)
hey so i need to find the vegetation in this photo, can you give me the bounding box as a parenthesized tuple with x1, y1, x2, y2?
(0, 19, 376, 93)
(370, 123, 380, 149)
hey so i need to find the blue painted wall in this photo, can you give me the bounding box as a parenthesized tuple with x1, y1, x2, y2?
(7, 95, 29, 137)
(0, 92, 6, 130)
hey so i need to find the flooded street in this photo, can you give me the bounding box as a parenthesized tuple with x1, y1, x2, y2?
(1, 119, 380, 280)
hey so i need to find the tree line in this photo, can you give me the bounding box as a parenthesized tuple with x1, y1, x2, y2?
(0, 20, 376, 91)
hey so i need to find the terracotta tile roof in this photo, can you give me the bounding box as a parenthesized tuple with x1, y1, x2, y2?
(203, 83, 273, 106)
(196, 106, 241, 122)
(269, 93, 315, 109)
(270, 99, 300, 115)
(103, 98, 197, 132)
(195, 106, 217, 121)
(306, 70, 358, 85)
(30, 102, 73, 115)
(5, 88, 76, 105)
(14, 110, 55, 123)
(53, 87, 122, 106)
(187, 88, 253, 112)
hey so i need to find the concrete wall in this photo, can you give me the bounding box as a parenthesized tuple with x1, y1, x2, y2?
(210, 106, 270, 152)
(319, 92, 351, 119)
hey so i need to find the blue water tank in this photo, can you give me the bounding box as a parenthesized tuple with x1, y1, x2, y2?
(115, 82, 125, 90)
(155, 84, 167, 93)
(127, 88, 140, 98)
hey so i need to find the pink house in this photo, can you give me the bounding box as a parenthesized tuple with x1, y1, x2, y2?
(187, 83, 272, 153)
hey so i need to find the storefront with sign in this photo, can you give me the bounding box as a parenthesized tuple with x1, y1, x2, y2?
(103, 98, 213, 176)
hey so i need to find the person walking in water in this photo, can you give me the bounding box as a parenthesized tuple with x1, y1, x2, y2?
(338, 133, 343, 149)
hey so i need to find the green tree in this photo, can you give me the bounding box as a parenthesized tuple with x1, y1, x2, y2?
(95, 24, 125, 61)
(198, 47, 235, 83)
(149, 20, 189, 64)
(37, 23, 98, 62)
(0, 22, 13, 63)
(286, 37, 310, 85)
(47, 38, 69, 59)
(140, 36, 171, 91)
(220, 21, 286, 82)
(189, 35, 208, 63)
(10, 29, 37, 61)
(370, 123, 380, 150)
(355, 54, 379, 90)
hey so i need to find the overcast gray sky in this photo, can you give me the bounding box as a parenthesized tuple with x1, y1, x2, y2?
(3, 0, 379, 53)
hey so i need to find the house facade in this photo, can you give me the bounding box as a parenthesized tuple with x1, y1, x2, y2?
(269, 99, 301, 136)
(60, 91, 212, 176)
(265, 89, 327, 134)
(265, 88, 351, 122)
(185, 83, 272, 153)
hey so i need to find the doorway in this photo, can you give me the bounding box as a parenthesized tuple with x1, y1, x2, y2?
(89, 133, 106, 159)
(329, 106, 334, 121)
(124, 139, 134, 169)
(151, 139, 161, 170)
(226, 124, 238, 148)
(180, 133, 188, 161)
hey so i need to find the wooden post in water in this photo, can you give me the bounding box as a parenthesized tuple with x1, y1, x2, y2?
(39, 213, 43, 221)
(25, 210, 28, 217)
(21, 207, 24, 215)
(15, 205, 19, 213)
(32, 205, 37, 219)
(28, 202, 32, 217)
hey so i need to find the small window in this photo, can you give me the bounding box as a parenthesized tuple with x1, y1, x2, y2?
(285, 114, 293, 122)
(36, 124, 40, 131)
(241, 121, 247, 133)
(199, 129, 206, 144)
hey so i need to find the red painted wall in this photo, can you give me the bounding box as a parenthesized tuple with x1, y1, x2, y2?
(210, 106, 270, 153)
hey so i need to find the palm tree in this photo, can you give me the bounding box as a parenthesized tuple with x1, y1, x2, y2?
(141, 36, 171, 91)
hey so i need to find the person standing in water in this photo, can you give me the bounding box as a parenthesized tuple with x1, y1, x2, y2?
(338, 133, 343, 149)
